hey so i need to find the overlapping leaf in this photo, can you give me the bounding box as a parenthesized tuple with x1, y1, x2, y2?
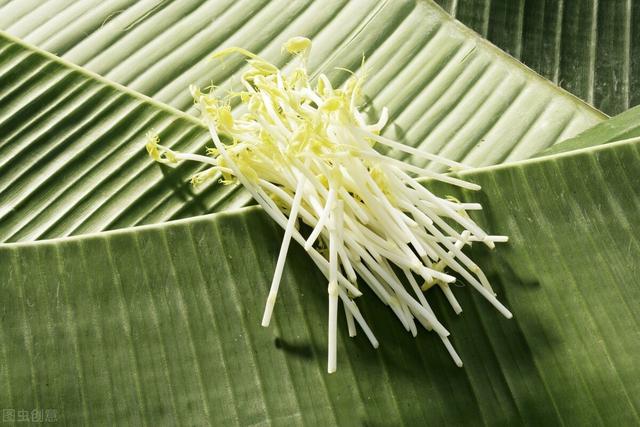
(0, 31, 250, 243)
(1, 127, 638, 425)
(436, 0, 640, 115)
(0, 0, 606, 243)
(540, 104, 640, 155)
(0, 0, 604, 168)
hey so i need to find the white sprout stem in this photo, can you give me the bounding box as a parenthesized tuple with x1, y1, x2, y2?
(404, 303, 418, 337)
(402, 269, 433, 328)
(379, 260, 417, 337)
(346, 167, 418, 254)
(353, 162, 428, 257)
(344, 302, 357, 337)
(347, 146, 479, 191)
(370, 264, 412, 333)
(335, 200, 357, 336)
(257, 179, 363, 298)
(258, 184, 378, 346)
(307, 255, 379, 348)
(338, 288, 378, 348)
(355, 250, 450, 337)
(403, 269, 463, 366)
(417, 217, 512, 317)
(441, 201, 483, 211)
(353, 262, 394, 305)
(393, 168, 489, 240)
(367, 257, 451, 336)
(327, 197, 339, 373)
(351, 126, 472, 171)
(438, 235, 508, 243)
(442, 337, 463, 367)
(337, 211, 358, 285)
(338, 245, 358, 283)
(366, 106, 388, 132)
(338, 188, 370, 224)
(207, 123, 360, 306)
(440, 283, 463, 314)
(408, 212, 502, 310)
(262, 176, 306, 327)
(353, 261, 416, 333)
(171, 151, 219, 166)
(342, 221, 456, 284)
(305, 188, 336, 250)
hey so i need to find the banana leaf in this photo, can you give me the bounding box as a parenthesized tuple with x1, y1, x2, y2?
(1, 128, 638, 425)
(0, 0, 607, 244)
(435, 0, 640, 115)
(0, 0, 604, 166)
(540, 104, 640, 155)
(0, 31, 250, 242)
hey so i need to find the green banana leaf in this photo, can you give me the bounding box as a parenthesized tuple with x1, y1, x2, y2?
(6, 0, 637, 117)
(1, 1, 638, 425)
(0, 0, 607, 243)
(0, 30, 251, 243)
(1, 127, 638, 425)
(435, 0, 640, 115)
(539, 104, 640, 156)
(0, 0, 604, 167)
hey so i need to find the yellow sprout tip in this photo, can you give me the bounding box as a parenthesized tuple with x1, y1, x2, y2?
(283, 36, 311, 55)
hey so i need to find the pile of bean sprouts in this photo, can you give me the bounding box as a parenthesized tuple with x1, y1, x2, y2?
(147, 37, 511, 373)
